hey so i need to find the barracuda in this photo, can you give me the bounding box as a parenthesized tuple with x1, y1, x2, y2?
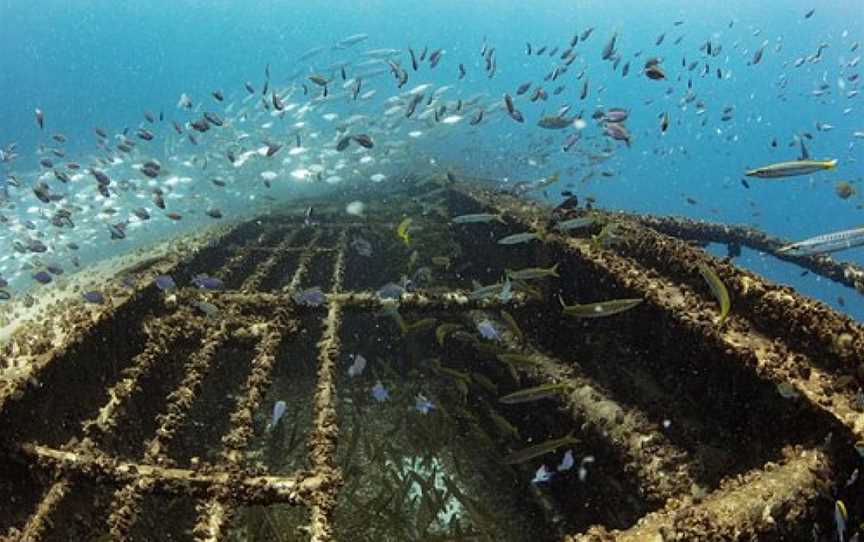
(745, 158, 837, 178)
(778, 226, 864, 256)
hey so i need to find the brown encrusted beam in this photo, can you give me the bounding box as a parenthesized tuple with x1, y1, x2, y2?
(83, 311, 197, 440)
(568, 446, 828, 541)
(461, 185, 864, 441)
(598, 222, 864, 441)
(282, 229, 322, 293)
(600, 215, 864, 368)
(460, 187, 864, 422)
(240, 229, 304, 291)
(630, 213, 864, 295)
(207, 288, 538, 312)
(0, 222, 238, 411)
(243, 246, 337, 255)
(192, 315, 293, 542)
(211, 227, 290, 282)
(104, 317, 238, 540)
(7, 311, 197, 542)
(18, 443, 313, 504)
(306, 230, 348, 542)
(463, 311, 698, 507)
(8, 478, 72, 542)
(316, 221, 398, 229)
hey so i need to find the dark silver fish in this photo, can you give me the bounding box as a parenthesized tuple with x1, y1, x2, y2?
(752, 45, 765, 65)
(601, 32, 617, 60)
(336, 135, 352, 151)
(537, 115, 574, 129)
(203, 112, 223, 126)
(504, 93, 515, 114)
(308, 74, 329, 86)
(406, 93, 423, 118)
(429, 49, 443, 68)
(352, 134, 374, 148)
(91, 169, 111, 185)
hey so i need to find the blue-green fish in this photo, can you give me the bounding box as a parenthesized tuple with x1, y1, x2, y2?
(497, 232, 540, 245)
(469, 280, 506, 300)
(777, 226, 864, 256)
(555, 217, 596, 231)
(745, 158, 837, 178)
(452, 213, 506, 224)
(506, 264, 559, 280)
(503, 431, 579, 464)
(560, 296, 642, 318)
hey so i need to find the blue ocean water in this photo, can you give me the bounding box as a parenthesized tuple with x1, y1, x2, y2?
(0, 0, 862, 319)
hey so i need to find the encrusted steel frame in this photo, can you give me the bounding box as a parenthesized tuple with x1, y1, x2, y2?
(1, 179, 862, 541)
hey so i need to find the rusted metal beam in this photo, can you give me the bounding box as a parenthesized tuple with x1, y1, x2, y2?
(306, 231, 348, 542)
(205, 288, 538, 312)
(10, 478, 72, 542)
(192, 319, 291, 541)
(240, 229, 304, 291)
(462, 311, 699, 506)
(282, 229, 322, 293)
(83, 311, 197, 440)
(18, 443, 313, 505)
(630, 213, 864, 295)
(6, 310, 199, 542)
(243, 246, 337, 255)
(211, 226, 290, 283)
(459, 185, 864, 443)
(567, 446, 828, 541)
(104, 318, 236, 540)
(0, 222, 242, 411)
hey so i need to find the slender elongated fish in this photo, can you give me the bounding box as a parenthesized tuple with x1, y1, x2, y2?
(555, 217, 596, 231)
(499, 382, 572, 404)
(452, 213, 505, 224)
(560, 297, 642, 318)
(503, 431, 579, 464)
(497, 232, 539, 245)
(335, 33, 368, 49)
(506, 264, 559, 280)
(745, 158, 837, 178)
(297, 46, 326, 62)
(777, 226, 864, 256)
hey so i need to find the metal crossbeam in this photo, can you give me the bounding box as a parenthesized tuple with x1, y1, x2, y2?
(567, 447, 828, 541)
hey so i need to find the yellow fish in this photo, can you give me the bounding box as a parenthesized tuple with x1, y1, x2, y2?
(396, 217, 412, 246)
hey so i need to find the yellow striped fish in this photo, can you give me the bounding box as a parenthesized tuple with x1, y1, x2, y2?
(745, 158, 837, 178)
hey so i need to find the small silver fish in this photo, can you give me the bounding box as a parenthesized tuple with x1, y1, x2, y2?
(268, 400, 287, 431)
